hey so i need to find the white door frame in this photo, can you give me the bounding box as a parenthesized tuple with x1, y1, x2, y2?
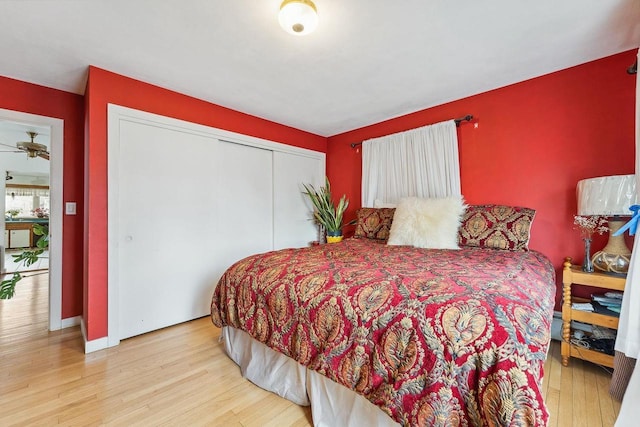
(0, 108, 64, 331)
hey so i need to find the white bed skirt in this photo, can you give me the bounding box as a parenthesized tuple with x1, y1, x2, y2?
(223, 326, 400, 427)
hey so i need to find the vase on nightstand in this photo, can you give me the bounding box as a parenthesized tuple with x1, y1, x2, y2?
(582, 238, 594, 273)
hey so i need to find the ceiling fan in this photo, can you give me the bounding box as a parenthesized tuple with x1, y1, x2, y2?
(0, 131, 50, 160)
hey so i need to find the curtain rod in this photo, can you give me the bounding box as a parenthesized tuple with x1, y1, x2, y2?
(350, 114, 474, 148)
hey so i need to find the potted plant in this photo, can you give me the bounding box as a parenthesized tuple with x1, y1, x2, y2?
(32, 207, 49, 218)
(6, 209, 20, 219)
(0, 223, 48, 299)
(302, 177, 352, 243)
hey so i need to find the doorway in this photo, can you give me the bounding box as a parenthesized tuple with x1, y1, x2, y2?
(4, 171, 51, 273)
(0, 108, 63, 331)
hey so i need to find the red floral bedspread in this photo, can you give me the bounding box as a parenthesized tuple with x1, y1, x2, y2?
(210, 238, 555, 426)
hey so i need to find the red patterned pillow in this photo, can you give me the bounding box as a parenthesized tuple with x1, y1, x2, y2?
(458, 205, 535, 251)
(354, 208, 396, 241)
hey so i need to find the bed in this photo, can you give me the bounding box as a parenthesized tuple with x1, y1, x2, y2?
(210, 203, 556, 426)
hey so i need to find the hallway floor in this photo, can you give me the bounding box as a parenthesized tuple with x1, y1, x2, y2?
(3, 248, 48, 273)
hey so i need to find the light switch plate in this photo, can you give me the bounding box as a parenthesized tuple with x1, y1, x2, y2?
(65, 202, 77, 215)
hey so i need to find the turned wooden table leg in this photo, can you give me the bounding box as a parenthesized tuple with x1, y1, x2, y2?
(561, 257, 572, 367)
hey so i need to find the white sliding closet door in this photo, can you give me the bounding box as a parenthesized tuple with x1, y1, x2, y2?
(214, 140, 273, 277)
(273, 151, 324, 250)
(108, 105, 326, 350)
(117, 120, 220, 340)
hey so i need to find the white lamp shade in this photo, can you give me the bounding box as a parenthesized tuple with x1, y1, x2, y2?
(279, 0, 318, 36)
(577, 174, 638, 216)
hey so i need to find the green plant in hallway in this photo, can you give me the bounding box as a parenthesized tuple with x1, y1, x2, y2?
(0, 223, 48, 299)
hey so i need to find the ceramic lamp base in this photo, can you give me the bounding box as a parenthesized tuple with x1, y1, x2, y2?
(592, 250, 630, 274)
(592, 219, 631, 274)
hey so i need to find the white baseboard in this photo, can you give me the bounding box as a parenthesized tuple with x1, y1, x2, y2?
(61, 315, 81, 329)
(81, 318, 110, 354)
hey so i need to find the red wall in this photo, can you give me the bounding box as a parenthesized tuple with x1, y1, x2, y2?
(0, 75, 85, 319)
(1, 49, 635, 338)
(327, 50, 637, 308)
(84, 66, 327, 340)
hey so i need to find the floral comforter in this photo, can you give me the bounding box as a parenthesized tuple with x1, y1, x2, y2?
(210, 238, 555, 426)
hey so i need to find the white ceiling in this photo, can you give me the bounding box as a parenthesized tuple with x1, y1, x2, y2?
(0, 0, 638, 137)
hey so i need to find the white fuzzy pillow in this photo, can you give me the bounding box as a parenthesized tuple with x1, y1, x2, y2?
(387, 196, 466, 249)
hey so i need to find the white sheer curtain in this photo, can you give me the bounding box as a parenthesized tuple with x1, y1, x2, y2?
(361, 120, 460, 207)
(615, 49, 639, 427)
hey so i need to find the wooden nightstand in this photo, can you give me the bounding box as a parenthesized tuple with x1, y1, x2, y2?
(561, 257, 626, 368)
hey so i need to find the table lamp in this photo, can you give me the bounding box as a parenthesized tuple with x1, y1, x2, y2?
(577, 174, 637, 274)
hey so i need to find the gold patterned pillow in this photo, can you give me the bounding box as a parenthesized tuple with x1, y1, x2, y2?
(354, 208, 396, 241)
(458, 205, 535, 251)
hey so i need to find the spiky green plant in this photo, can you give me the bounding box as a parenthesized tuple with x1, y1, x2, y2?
(0, 223, 48, 299)
(302, 178, 350, 234)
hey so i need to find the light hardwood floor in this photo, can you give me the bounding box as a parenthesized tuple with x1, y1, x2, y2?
(0, 273, 622, 426)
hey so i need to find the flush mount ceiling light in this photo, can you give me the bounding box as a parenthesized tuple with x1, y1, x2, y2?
(279, 0, 318, 36)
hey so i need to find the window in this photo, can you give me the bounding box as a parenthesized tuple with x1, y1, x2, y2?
(361, 120, 460, 207)
(5, 187, 50, 217)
